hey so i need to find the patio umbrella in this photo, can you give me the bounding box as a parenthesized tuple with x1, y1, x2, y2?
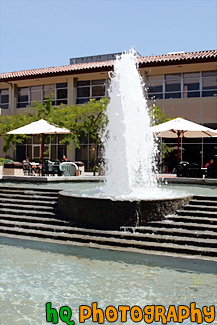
(7, 119, 72, 171)
(152, 117, 217, 163)
(170, 146, 185, 151)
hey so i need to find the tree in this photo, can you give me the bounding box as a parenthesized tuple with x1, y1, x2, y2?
(0, 97, 109, 157)
(0, 98, 173, 172)
(148, 104, 172, 162)
(149, 104, 171, 126)
(0, 113, 36, 153)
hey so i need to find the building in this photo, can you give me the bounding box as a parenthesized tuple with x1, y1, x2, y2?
(0, 50, 217, 170)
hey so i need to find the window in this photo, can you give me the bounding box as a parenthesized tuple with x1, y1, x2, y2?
(0, 89, 9, 109)
(56, 83, 68, 105)
(165, 74, 181, 99)
(202, 71, 217, 97)
(183, 72, 200, 98)
(17, 87, 29, 108)
(30, 86, 43, 105)
(146, 70, 217, 99)
(17, 83, 68, 108)
(77, 79, 106, 104)
(146, 75, 163, 99)
(32, 135, 50, 159)
(43, 84, 55, 101)
(92, 79, 106, 98)
(77, 81, 90, 104)
(33, 145, 41, 159)
(16, 135, 67, 161)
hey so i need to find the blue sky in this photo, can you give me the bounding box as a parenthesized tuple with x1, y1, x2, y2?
(0, 0, 216, 73)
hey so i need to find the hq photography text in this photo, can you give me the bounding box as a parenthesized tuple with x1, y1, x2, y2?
(45, 302, 216, 324)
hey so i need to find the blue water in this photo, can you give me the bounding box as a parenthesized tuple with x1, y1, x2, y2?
(0, 237, 216, 324)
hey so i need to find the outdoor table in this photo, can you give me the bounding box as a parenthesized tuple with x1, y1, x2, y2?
(30, 163, 42, 176)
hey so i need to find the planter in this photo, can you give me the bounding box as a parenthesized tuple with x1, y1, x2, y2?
(3, 162, 24, 176)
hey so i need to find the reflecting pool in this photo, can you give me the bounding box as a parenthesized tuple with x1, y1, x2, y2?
(0, 181, 217, 197)
(0, 237, 216, 324)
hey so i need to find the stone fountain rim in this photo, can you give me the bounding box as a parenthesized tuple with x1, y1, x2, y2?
(59, 190, 193, 202)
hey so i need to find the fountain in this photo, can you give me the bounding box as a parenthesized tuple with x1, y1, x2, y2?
(59, 50, 191, 229)
(101, 49, 157, 197)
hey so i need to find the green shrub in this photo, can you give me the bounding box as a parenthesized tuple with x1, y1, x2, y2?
(0, 158, 13, 166)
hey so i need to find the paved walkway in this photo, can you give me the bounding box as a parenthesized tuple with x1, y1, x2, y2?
(1, 173, 217, 185)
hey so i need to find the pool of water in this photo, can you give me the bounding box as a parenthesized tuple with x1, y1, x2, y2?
(0, 237, 216, 325)
(0, 181, 217, 197)
(162, 183, 217, 197)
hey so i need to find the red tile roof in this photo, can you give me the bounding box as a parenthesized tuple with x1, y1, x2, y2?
(138, 49, 217, 65)
(0, 50, 216, 82)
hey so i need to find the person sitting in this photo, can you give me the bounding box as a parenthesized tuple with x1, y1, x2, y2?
(207, 158, 217, 178)
(23, 157, 30, 175)
(62, 155, 68, 162)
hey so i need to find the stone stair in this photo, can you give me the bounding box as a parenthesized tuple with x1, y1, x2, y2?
(0, 187, 216, 260)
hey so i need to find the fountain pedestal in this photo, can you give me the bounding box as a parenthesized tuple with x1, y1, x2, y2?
(58, 191, 192, 230)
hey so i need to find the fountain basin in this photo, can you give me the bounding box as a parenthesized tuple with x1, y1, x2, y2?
(58, 191, 192, 230)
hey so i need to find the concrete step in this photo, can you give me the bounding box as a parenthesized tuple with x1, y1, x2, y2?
(0, 186, 59, 193)
(0, 202, 57, 212)
(184, 204, 217, 212)
(0, 192, 58, 202)
(147, 220, 217, 232)
(190, 200, 217, 207)
(0, 188, 59, 197)
(177, 209, 217, 218)
(193, 195, 217, 202)
(0, 198, 57, 206)
(0, 208, 59, 218)
(0, 188, 216, 259)
(166, 215, 217, 225)
(0, 213, 70, 225)
(120, 226, 217, 240)
(1, 219, 216, 249)
(0, 225, 217, 257)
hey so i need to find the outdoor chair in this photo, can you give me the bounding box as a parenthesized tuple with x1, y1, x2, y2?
(188, 163, 201, 178)
(44, 160, 55, 176)
(53, 162, 62, 176)
(23, 162, 31, 176)
(176, 161, 189, 177)
(59, 162, 78, 176)
(177, 161, 202, 178)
